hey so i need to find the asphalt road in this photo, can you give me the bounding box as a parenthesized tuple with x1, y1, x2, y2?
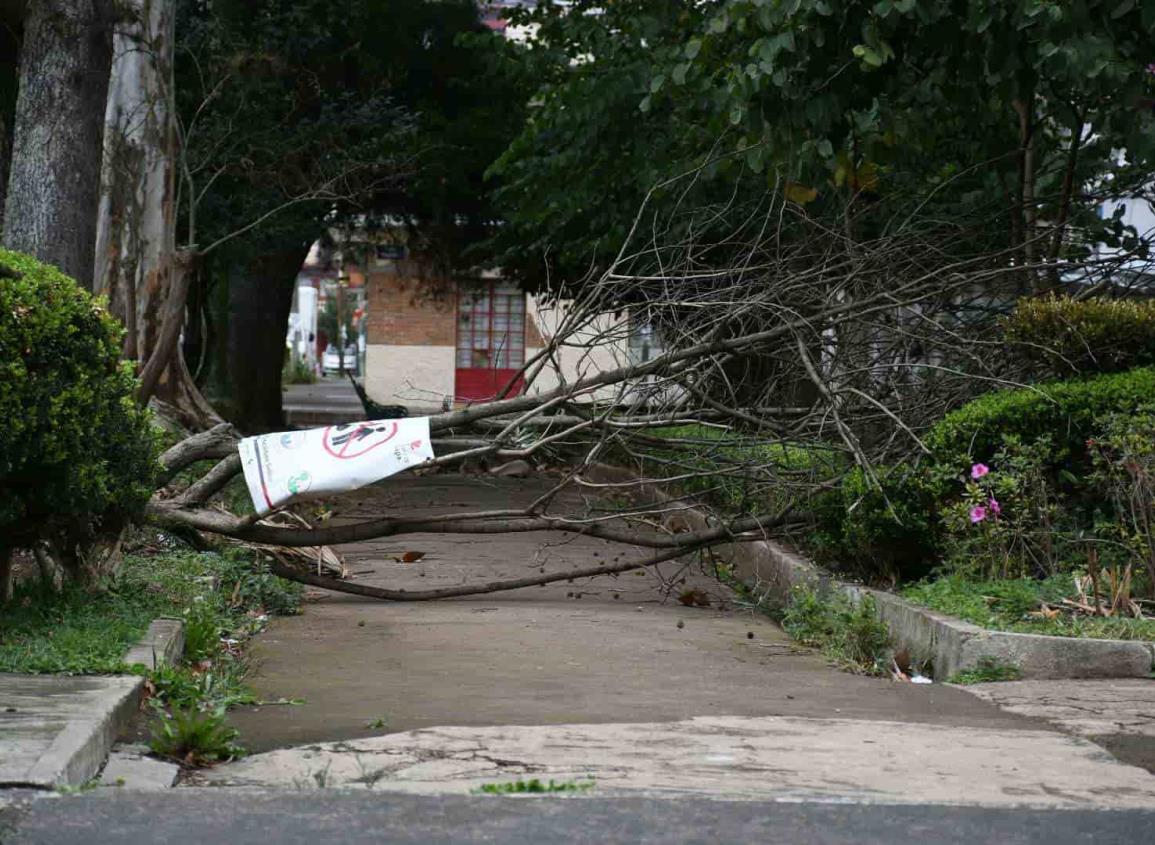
(3, 790, 1153, 845)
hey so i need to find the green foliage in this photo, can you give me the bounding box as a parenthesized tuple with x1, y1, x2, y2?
(812, 465, 940, 582)
(1004, 296, 1155, 379)
(949, 657, 1024, 685)
(476, 778, 595, 795)
(0, 546, 301, 674)
(926, 367, 1155, 468)
(782, 586, 892, 673)
(903, 573, 1155, 641)
(938, 436, 1073, 580)
(1089, 407, 1155, 590)
(0, 249, 157, 557)
(149, 705, 243, 765)
(634, 426, 842, 516)
(282, 354, 316, 386)
(489, 0, 1155, 284)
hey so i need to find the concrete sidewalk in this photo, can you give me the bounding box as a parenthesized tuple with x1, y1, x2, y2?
(283, 378, 365, 427)
(226, 475, 1042, 753)
(199, 714, 1155, 808)
(0, 675, 142, 789)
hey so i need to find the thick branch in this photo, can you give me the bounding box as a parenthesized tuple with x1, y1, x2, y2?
(157, 422, 240, 484)
(175, 453, 241, 505)
(147, 500, 794, 549)
(266, 533, 719, 602)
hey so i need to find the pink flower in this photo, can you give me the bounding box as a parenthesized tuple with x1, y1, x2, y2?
(988, 498, 1001, 516)
(970, 505, 987, 524)
(970, 463, 990, 480)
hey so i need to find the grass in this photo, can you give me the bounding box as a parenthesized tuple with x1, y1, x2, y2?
(475, 778, 595, 795)
(902, 574, 1155, 641)
(0, 541, 303, 766)
(0, 546, 300, 674)
(631, 425, 843, 515)
(948, 657, 1024, 685)
(781, 585, 893, 674)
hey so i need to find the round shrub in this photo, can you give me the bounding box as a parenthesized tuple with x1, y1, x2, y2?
(925, 366, 1155, 468)
(0, 249, 157, 557)
(1003, 295, 1155, 378)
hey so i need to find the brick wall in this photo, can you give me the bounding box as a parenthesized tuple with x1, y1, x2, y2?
(366, 266, 457, 347)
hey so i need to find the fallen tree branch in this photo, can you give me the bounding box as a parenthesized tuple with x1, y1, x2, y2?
(174, 454, 242, 505)
(157, 422, 240, 484)
(265, 534, 714, 602)
(146, 498, 794, 549)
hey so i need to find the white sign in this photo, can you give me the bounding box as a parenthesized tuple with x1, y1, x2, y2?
(238, 418, 434, 515)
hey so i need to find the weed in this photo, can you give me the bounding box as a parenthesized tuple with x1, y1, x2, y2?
(476, 778, 595, 795)
(902, 574, 1155, 640)
(782, 586, 892, 674)
(181, 603, 220, 663)
(949, 657, 1024, 685)
(148, 705, 243, 765)
(365, 717, 388, 730)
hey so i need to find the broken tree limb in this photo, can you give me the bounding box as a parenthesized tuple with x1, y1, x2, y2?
(157, 422, 240, 484)
(146, 499, 794, 550)
(265, 536, 711, 602)
(174, 453, 242, 505)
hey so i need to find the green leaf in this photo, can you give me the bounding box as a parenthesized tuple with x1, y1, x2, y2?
(672, 63, 688, 85)
(685, 38, 702, 60)
(730, 105, 745, 126)
(650, 74, 665, 94)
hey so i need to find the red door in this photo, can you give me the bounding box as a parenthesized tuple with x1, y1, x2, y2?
(455, 282, 526, 402)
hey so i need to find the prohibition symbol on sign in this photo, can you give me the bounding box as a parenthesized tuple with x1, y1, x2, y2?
(322, 422, 399, 459)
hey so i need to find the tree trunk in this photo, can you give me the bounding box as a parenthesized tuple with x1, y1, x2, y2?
(1, 0, 114, 289)
(92, 0, 219, 430)
(0, 20, 17, 236)
(94, 0, 175, 355)
(227, 248, 308, 432)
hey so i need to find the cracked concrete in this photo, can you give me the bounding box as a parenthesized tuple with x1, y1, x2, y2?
(961, 679, 1155, 773)
(196, 714, 1155, 809)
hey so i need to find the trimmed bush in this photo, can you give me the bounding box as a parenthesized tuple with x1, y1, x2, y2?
(0, 249, 157, 564)
(816, 369, 1155, 582)
(1003, 295, 1155, 378)
(811, 465, 941, 582)
(925, 366, 1155, 468)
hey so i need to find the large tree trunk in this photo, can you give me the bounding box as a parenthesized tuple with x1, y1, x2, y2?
(1, 0, 114, 289)
(93, 0, 219, 431)
(227, 248, 308, 432)
(94, 0, 175, 356)
(0, 21, 18, 235)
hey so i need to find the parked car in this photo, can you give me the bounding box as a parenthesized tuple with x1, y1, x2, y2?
(322, 344, 358, 376)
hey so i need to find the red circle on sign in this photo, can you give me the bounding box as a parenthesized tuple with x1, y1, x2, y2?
(321, 422, 399, 459)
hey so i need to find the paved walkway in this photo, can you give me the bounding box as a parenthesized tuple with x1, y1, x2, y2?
(226, 474, 1040, 754)
(283, 378, 365, 427)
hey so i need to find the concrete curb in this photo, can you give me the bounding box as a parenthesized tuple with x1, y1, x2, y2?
(0, 617, 185, 789)
(123, 618, 185, 671)
(586, 463, 1155, 681)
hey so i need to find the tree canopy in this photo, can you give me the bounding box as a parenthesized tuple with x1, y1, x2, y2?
(488, 0, 1155, 287)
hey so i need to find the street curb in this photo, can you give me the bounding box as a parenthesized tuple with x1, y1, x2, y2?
(123, 618, 185, 671)
(0, 617, 185, 789)
(20, 676, 145, 789)
(586, 464, 1155, 681)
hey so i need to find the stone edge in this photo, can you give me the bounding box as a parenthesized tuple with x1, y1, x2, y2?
(2, 617, 185, 789)
(586, 463, 1155, 681)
